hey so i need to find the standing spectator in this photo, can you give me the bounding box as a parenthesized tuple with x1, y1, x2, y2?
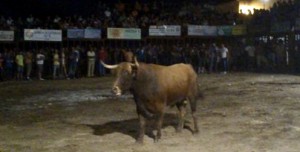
(190, 46, 198, 72)
(24, 50, 33, 80)
(68, 47, 80, 79)
(87, 47, 96, 77)
(53, 49, 60, 79)
(137, 47, 146, 62)
(122, 48, 134, 62)
(60, 48, 68, 79)
(219, 43, 229, 74)
(98, 46, 108, 76)
(209, 43, 218, 73)
(15, 51, 24, 80)
(245, 43, 256, 71)
(36, 49, 45, 80)
(4, 50, 14, 80)
(0, 53, 4, 81)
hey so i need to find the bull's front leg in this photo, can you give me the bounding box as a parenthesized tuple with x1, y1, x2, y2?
(136, 114, 146, 144)
(155, 111, 165, 143)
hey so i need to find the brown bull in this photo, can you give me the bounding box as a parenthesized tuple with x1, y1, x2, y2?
(101, 58, 201, 143)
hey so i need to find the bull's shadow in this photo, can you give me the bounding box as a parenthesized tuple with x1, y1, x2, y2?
(84, 113, 193, 141)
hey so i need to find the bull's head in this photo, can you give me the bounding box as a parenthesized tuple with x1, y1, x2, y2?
(101, 57, 139, 96)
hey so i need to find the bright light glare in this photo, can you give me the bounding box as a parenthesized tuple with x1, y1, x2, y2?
(239, 5, 255, 15)
(239, 2, 264, 15)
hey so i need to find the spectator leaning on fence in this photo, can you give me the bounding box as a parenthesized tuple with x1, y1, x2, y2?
(60, 48, 68, 79)
(15, 51, 24, 81)
(219, 43, 229, 74)
(68, 47, 80, 79)
(4, 50, 14, 80)
(98, 47, 108, 76)
(53, 49, 60, 79)
(24, 50, 33, 80)
(87, 47, 96, 77)
(36, 50, 45, 80)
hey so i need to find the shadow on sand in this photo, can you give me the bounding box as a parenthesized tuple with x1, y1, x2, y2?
(83, 113, 194, 141)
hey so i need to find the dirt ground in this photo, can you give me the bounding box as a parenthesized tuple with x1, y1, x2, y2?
(0, 73, 300, 152)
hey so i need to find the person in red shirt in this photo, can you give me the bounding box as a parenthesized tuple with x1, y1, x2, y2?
(98, 46, 108, 76)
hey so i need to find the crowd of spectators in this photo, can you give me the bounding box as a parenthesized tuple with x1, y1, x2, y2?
(248, 0, 299, 26)
(0, 0, 299, 82)
(0, 38, 288, 82)
(0, 0, 242, 31)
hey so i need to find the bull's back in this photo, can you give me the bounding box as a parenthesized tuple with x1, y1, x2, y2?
(157, 64, 198, 105)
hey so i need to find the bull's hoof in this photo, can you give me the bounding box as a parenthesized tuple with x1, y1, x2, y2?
(154, 137, 160, 143)
(135, 139, 144, 144)
(176, 128, 183, 133)
(193, 129, 199, 134)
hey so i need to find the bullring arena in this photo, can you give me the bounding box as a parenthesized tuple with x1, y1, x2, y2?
(1, 0, 300, 151)
(0, 73, 300, 152)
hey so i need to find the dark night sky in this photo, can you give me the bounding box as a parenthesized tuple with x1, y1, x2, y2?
(0, 0, 100, 17)
(0, 0, 234, 17)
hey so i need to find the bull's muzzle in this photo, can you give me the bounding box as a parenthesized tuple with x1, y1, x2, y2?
(112, 86, 122, 96)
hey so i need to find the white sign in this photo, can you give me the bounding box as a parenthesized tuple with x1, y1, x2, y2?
(149, 25, 181, 36)
(188, 25, 218, 36)
(24, 29, 62, 41)
(0, 31, 14, 41)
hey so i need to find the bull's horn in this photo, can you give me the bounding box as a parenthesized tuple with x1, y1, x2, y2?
(100, 60, 118, 69)
(134, 57, 139, 67)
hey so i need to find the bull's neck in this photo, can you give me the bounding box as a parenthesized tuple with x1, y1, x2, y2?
(132, 64, 155, 86)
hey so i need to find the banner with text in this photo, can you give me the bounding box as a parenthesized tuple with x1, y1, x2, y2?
(107, 28, 141, 40)
(0, 31, 14, 41)
(232, 25, 247, 35)
(24, 29, 62, 41)
(67, 29, 102, 39)
(217, 26, 232, 36)
(271, 22, 291, 33)
(188, 25, 218, 36)
(67, 29, 84, 38)
(84, 29, 101, 39)
(149, 25, 181, 36)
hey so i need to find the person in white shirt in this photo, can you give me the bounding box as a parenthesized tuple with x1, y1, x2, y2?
(219, 43, 229, 74)
(36, 49, 45, 80)
(87, 47, 96, 77)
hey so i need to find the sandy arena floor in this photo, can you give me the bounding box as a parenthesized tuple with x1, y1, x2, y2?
(0, 73, 300, 152)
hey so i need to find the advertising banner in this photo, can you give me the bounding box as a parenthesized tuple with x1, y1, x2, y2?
(84, 29, 101, 39)
(24, 29, 62, 41)
(232, 25, 247, 35)
(149, 25, 181, 36)
(107, 28, 141, 40)
(67, 29, 84, 38)
(271, 22, 291, 33)
(217, 26, 232, 36)
(0, 31, 14, 41)
(188, 25, 217, 36)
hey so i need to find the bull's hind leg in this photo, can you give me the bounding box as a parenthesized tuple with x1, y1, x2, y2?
(189, 97, 199, 133)
(176, 101, 187, 133)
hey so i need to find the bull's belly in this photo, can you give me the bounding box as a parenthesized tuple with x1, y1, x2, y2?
(139, 94, 187, 114)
